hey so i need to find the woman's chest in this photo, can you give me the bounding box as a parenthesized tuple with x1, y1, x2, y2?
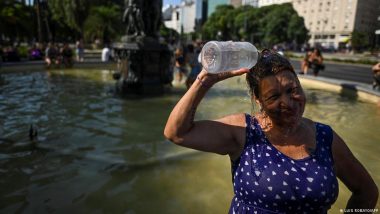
(232, 145, 339, 208)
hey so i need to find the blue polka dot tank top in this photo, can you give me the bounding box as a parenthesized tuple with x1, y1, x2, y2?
(229, 114, 339, 214)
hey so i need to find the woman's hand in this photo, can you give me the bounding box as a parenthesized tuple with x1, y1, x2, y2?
(196, 68, 250, 88)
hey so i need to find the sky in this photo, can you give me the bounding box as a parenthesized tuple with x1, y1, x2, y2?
(163, 0, 181, 7)
(28, 0, 180, 7)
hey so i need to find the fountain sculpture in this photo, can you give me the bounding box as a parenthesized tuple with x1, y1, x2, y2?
(112, 0, 172, 95)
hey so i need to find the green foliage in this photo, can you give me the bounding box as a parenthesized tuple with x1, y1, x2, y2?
(48, 0, 91, 36)
(160, 25, 180, 43)
(83, 4, 122, 43)
(202, 5, 235, 40)
(351, 30, 370, 52)
(17, 45, 29, 58)
(201, 3, 308, 47)
(0, 0, 35, 43)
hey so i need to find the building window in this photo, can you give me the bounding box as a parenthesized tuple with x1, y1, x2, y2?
(176, 12, 180, 20)
(329, 35, 335, 39)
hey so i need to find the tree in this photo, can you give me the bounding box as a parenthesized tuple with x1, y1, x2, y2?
(83, 4, 122, 44)
(287, 14, 308, 45)
(48, 0, 92, 38)
(351, 30, 370, 52)
(0, 0, 34, 44)
(160, 25, 180, 44)
(202, 5, 235, 40)
(201, 3, 309, 48)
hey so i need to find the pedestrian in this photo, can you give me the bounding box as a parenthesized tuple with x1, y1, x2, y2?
(45, 42, 60, 68)
(164, 49, 378, 213)
(309, 48, 324, 77)
(300, 50, 312, 75)
(60, 43, 73, 68)
(76, 39, 84, 62)
(101, 44, 111, 62)
(28, 43, 43, 60)
(372, 62, 380, 90)
(185, 45, 202, 89)
(174, 48, 187, 84)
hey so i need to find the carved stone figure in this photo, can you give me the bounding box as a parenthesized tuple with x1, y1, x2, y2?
(142, 0, 162, 38)
(123, 0, 145, 36)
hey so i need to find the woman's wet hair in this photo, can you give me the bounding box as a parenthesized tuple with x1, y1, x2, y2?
(246, 49, 296, 98)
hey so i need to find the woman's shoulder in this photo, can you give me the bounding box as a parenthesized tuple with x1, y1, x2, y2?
(216, 113, 247, 127)
(302, 117, 333, 138)
(302, 117, 329, 127)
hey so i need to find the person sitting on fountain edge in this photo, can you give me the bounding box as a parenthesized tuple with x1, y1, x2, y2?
(164, 49, 378, 213)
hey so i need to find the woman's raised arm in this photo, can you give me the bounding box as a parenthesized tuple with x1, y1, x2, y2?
(164, 68, 248, 158)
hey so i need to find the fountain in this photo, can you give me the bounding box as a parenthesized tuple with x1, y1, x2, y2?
(112, 0, 172, 95)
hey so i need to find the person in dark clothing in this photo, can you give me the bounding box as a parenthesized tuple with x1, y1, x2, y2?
(174, 48, 187, 83)
(61, 43, 73, 68)
(45, 42, 60, 68)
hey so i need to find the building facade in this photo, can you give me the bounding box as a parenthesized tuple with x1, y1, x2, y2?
(164, 0, 197, 34)
(242, 0, 259, 7)
(259, 0, 291, 7)
(291, 0, 380, 49)
(242, 0, 290, 7)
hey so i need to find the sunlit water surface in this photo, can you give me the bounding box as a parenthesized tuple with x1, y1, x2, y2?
(0, 69, 379, 213)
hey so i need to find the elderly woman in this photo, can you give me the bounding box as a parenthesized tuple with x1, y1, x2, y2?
(164, 49, 378, 213)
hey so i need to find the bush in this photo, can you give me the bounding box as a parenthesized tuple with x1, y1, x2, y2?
(17, 46, 29, 58)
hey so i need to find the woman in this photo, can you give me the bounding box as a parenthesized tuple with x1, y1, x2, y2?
(164, 49, 378, 213)
(372, 62, 380, 90)
(174, 48, 187, 84)
(300, 50, 312, 75)
(185, 47, 202, 89)
(309, 48, 324, 77)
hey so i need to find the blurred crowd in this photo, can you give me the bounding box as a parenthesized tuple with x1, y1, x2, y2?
(0, 39, 117, 69)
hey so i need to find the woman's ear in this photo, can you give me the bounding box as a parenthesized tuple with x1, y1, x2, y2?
(254, 98, 262, 111)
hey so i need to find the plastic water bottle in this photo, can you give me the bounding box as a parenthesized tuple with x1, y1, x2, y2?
(200, 41, 258, 73)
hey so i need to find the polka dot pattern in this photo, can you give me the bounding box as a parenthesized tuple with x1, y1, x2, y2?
(229, 114, 339, 214)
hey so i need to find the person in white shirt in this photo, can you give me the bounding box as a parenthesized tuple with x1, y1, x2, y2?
(101, 45, 111, 62)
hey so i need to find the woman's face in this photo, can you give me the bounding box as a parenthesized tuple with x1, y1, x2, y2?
(258, 70, 306, 127)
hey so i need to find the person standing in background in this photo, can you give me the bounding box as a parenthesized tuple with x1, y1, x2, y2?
(300, 50, 312, 75)
(309, 48, 324, 77)
(76, 39, 84, 62)
(372, 62, 380, 90)
(101, 44, 111, 62)
(61, 43, 73, 68)
(174, 48, 187, 84)
(186, 44, 202, 89)
(45, 42, 60, 68)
